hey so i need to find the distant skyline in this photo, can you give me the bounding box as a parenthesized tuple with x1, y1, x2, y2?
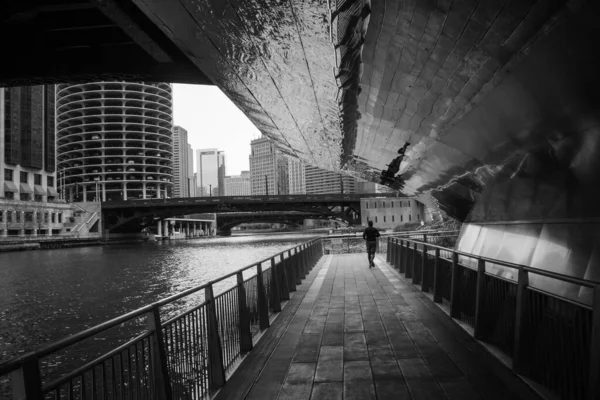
(172, 84, 261, 176)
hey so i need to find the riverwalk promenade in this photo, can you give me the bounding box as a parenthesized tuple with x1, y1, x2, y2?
(216, 253, 540, 400)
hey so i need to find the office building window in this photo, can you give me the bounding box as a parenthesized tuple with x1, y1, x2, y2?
(20, 193, 29, 201)
(44, 212, 49, 223)
(34, 195, 43, 202)
(409, 215, 412, 221)
(401, 215, 403, 222)
(4, 169, 13, 181)
(375, 216, 378, 223)
(16, 212, 21, 222)
(7, 211, 12, 222)
(392, 215, 395, 222)
(384, 216, 386, 222)
(51, 213, 55, 223)
(34, 174, 42, 185)
(58, 213, 62, 223)
(391, 201, 394, 208)
(20, 171, 28, 183)
(25, 212, 33, 222)
(47, 176, 54, 187)
(5, 192, 14, 200)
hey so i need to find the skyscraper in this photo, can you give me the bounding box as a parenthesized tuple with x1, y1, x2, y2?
(249, 136, 306, 195)
(0, 86, 57, 202)
(224, 171, 251, 195)
(173, 125, 190, 198)
(196, 148, 225, 196)
(305, 165, 356, 194)
(56, 82, 174, 201)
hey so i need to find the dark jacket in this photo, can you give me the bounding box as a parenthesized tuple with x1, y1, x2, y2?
(363, 226, 380, 241)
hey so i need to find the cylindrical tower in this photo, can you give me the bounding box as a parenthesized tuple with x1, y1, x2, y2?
(56, 82, 174, 202)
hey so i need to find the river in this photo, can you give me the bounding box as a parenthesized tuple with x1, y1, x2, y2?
(0, 232, 320, 373)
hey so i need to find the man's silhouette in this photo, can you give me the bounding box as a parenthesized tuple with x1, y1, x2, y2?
(362, 221, 380, 268)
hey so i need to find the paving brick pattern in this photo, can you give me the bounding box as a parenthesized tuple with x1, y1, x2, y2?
(236, 254, 533, 400)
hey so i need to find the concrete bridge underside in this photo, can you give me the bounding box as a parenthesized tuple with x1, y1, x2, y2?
(4, 1, 600, 296)
(216, 212, 351, 236)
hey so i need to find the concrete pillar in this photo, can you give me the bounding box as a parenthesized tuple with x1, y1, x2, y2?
(47, 226, 52, 237)
(142, 183, 146, 200)
(193, 222, 197, 237)
(68, 187, 74, 202)
(83, 185, 88, 202)
(1, 211, 6, 237)
(186, 222, 190, 237)
(32, 212, 38, 236)
(19, 211, 25, 236)
(123, 182, 128, 200)
(157, 219, 162, 236)
(163, 220, 169, 236)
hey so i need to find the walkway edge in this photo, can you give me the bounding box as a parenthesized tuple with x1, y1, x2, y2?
(214, 255, 330, 400)
(376, 255, 545, 400)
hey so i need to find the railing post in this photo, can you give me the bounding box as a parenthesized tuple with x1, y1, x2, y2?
(398, 240, 404, 273)
(386, 237, 391, 263)
(450, 252, 460, 318)
(205, 284, 226, 390)
(301, 244, 308, 276)
(473, 259, 486, 340)
(11, 357, 43, 400)
(588, 286, 600, 400)
(433, 249, 442, 302)
(237, 272, 253, 352)
(294, 248, 302, 285)
(394, 239, 399, 268)
(421, 243, 428, 292)
(513, 268, 529, 374)
(279, 254, 290, 301)
(256, 263, 270, 330)
(411, 242, 419, 283)
(287, 250, 297, 292)
(270, 258, 282, 312)
(405, 241, 413, 279)
(146, 306, 173, 399)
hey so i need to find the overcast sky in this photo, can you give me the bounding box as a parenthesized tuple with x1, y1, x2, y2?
(172, 84, 261, 176)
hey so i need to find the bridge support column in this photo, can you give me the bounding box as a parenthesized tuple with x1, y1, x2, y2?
(122, 183, 127, 201)
(83, 185, 88, 202)
(101, 184, 106, 202)
(157, 220, 162, 237)
(163, 220, 169, 237)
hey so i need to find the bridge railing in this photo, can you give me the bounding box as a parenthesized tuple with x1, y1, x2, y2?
(384, 236, 600, 400)
(0, 239, 323, 400)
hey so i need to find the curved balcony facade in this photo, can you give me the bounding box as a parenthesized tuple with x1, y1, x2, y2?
(56, 82, 174, 202)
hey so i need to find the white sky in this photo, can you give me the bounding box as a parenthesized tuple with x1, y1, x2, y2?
(172, 84, 261, 176)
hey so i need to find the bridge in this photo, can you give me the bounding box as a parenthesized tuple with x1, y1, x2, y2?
(101, 193, 392, 233)
(215, 212, 347, 235)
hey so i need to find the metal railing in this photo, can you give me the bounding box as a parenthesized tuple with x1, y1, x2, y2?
(0, 239, 323, 400)
(385, 236, 600, 400)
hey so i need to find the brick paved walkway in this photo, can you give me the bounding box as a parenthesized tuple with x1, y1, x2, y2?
(216, 254, 540, 400)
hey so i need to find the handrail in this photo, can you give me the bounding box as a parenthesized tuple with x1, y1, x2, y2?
(395, 237, 600, 288)
(0, 237, 319, 375)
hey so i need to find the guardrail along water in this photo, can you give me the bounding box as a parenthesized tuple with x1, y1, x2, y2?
(0, 239, 323, 400)
(385, 236, 600, 400)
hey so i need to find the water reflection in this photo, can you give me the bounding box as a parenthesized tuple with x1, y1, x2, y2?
(0, 233, 316, 365)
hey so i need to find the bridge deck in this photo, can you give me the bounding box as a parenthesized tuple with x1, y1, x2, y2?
(216, 254, 541, 400)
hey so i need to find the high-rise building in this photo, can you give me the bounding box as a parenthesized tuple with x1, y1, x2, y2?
(56, 82, 174, 201)
(356, 179, 377, 194)
(0, 86, 58, 202)
(173, 125, 189, 198)
(187, 144, 195, 197)
(250, 137, 280, 195)
(287, 157, 306, 194)
(196, 148, 225, 196)
(249, 136, 306, 195)
(224, 171, 251, 195)
(305, 165, 356, 194)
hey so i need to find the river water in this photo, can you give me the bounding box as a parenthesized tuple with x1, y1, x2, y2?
(0, 232, 319, 374)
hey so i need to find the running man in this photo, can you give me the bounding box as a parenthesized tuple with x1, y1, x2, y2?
(362, 220, 380, 268)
